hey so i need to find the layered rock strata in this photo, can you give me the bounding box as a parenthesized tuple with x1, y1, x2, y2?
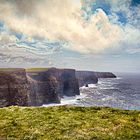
(27, 68, 80, 106)
(76, 71, 98, 87)
(0, 69, 30, 107)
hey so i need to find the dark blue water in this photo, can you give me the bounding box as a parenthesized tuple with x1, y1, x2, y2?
(77, 73, 140, 110)
(44, 73, 140, 110)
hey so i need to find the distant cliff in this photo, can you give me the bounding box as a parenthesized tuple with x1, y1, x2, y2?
(76, 71, 116, 87)
(27, 68, 80, 106)
(0, 69, 30, 107)
(76, 71, 98, 87)
(94, 72, 116, 78)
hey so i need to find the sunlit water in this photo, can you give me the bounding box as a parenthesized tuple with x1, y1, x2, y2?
(43, 73, 140, 110)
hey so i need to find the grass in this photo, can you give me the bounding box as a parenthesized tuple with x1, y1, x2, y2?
(0, 68, 23, 71)
(26, 68, 49, 72)
(0, 106, 140, 140)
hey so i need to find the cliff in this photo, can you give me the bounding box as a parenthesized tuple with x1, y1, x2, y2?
(0, 68, 116, 107)
(76, 71, 116, 87)
(60, 69, 80, 96)
(76, 71, 98, 87)
(94, 72, 116, 78)
(27, 68, 80, 106)
(0, 68, 30, 107)
(0, 68, 80, 107)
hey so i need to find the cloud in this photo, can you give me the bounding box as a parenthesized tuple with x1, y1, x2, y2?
(0, 41, 54, 67)
(0, 0, 140, 63)
(0, 26, 61, 66)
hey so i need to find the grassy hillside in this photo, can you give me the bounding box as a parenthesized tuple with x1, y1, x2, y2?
(0, 68, 24, 71)
(26, 68, 49, 72)
(0, 106, 140, 140)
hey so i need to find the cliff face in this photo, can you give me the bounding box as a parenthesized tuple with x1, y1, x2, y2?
(0, 67, 116, 107)
(27, 68, 80, 106)
(27, 69, 60, 106)
(76, 71, 98, 87)
(61, 69, 80, 96)
(94, 72, 116, 78)
(0, 68, 80, 107)
(0, 69, 30, 107)
(76, 71, 116, 87)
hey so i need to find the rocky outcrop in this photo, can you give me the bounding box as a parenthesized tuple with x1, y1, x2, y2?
(76, 71, 98, 87)
(27, 68, 80, 106)
(94, 72, 116, 78)
(76, 71, 116, 87)
(0, 69, 30, 107)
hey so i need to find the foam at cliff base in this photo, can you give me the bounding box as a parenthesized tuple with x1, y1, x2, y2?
(88, 84, 97, 88)
(80, 84, 97, 89)
(116, 77, 122, 80)
(43, 84, 97, 107)
(43, 93, 87, 107)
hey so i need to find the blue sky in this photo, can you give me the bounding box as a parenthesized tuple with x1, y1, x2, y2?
(0, 0, 140, 72)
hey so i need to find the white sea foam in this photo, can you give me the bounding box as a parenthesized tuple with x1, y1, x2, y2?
(101, 96, 116, 101)
(42, 103, 62, 107)
(98, 81, 103, 84)
(116, 77, 122, 80)
(80, 84, 97, 89)
(88, 84, 97, 88)
(43, 92, 87, 107)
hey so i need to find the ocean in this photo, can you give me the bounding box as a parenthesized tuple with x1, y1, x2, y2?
(43, 73, 140, 110)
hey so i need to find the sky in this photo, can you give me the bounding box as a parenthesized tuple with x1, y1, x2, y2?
(0, 0, 140, 72)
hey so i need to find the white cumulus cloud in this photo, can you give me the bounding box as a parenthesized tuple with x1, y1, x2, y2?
(0, 0, 139, 60)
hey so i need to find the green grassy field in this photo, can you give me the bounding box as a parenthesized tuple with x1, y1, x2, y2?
(0, 68, 23, 71)
(0, 106, 140, 140)
(26, 68, 49, 72)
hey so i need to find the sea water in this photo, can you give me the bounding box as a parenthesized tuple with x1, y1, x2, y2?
(43, 73, 140, 110)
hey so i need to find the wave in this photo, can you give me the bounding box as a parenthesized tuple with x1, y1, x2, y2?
(116, 77, 122, 80)
(43, 91, 87, 107)
(80, 84, 97, 89)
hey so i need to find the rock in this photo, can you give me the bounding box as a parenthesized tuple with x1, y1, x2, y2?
(0, 67, 116, 107)
(61, 69, 80, 96)
(94, 72, 116, 78)
(27, 68, 80, 106)
(85, 84, 88, 87)
(76, 71, 116, 87)
(0, 69, 30, 107)
(27, 69, 61, 106)
(76, 71, 98, 87)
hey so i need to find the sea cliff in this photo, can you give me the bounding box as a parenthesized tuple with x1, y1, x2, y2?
(0, 68, 116, 107)
(76, 71, 116, 87)
(27, 68, 80, 106)
(0, 68, 30, 107)
(94, 72, 117, 78)
(76, 71, 98, 87)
